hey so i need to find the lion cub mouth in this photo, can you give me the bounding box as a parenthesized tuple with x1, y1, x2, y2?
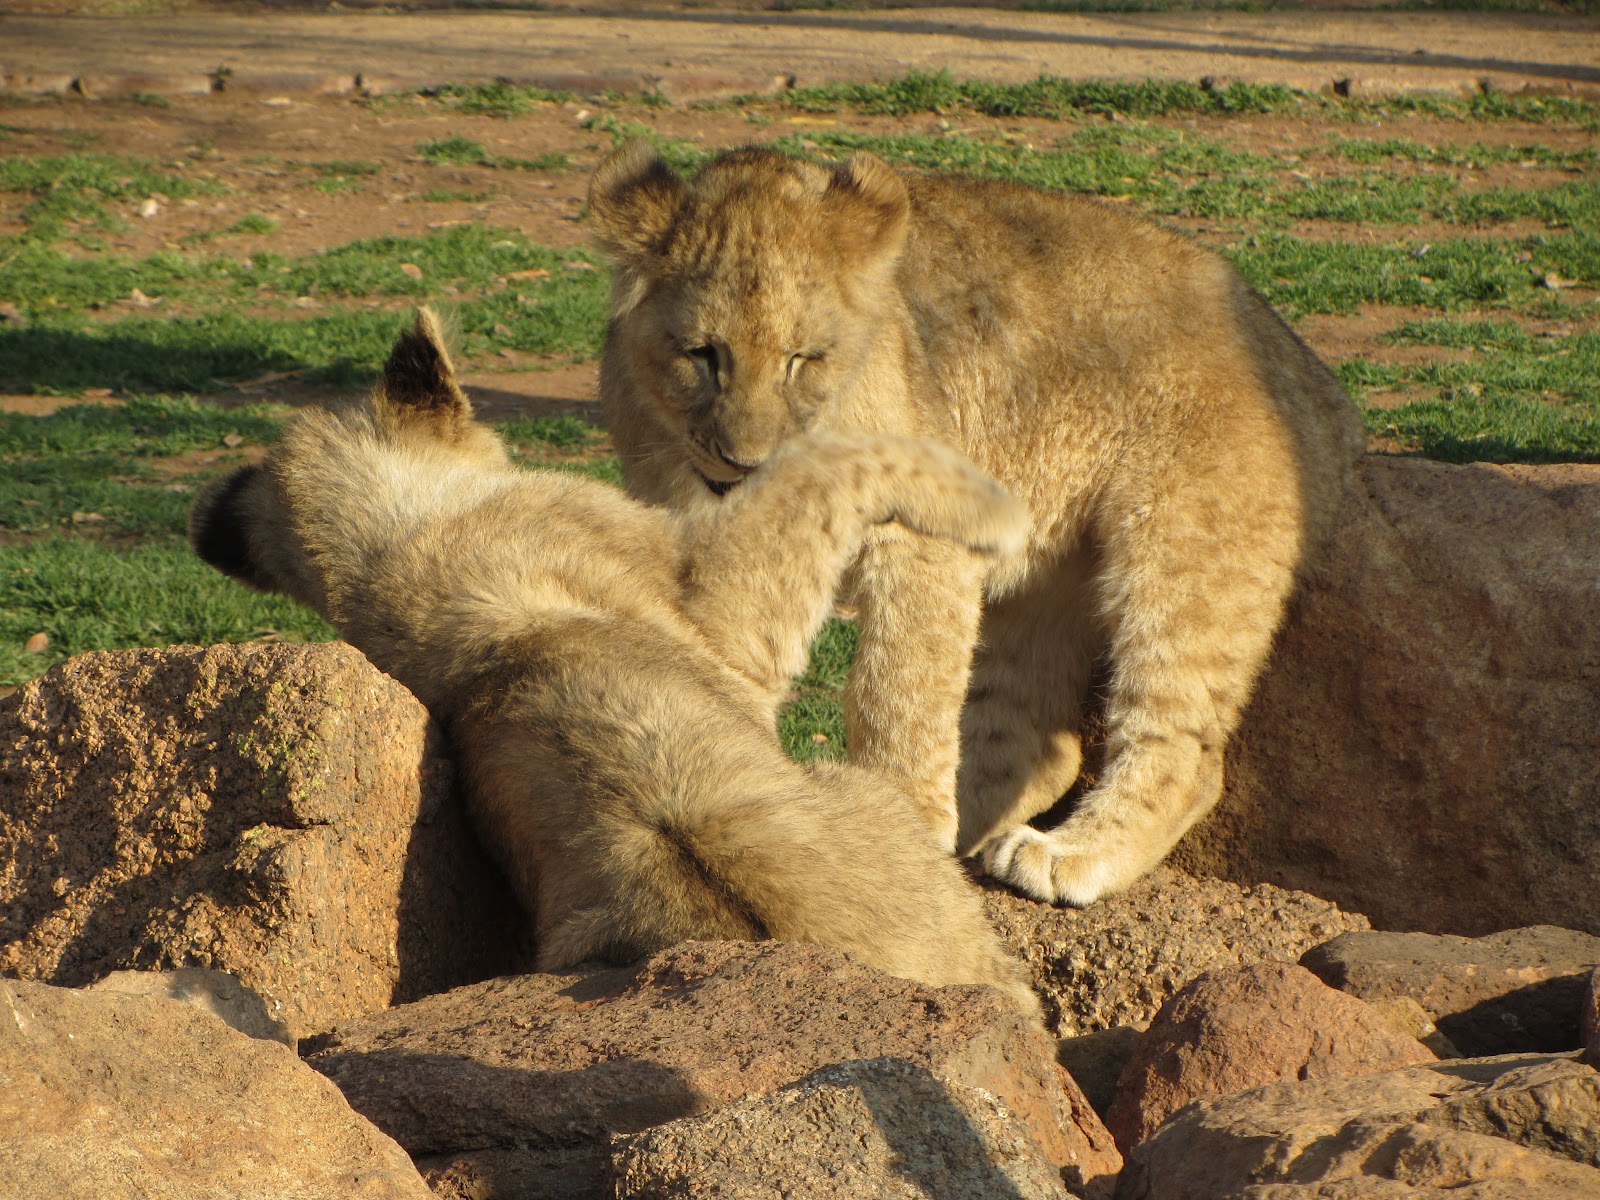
(698, 472, 741, 497)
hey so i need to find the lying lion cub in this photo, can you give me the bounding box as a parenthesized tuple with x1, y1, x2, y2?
(189, 309, 1041, 1019)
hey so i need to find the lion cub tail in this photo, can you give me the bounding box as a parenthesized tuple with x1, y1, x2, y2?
(552, 717, 1043, 1023)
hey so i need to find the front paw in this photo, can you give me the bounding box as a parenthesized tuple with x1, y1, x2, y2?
(980, 826, 1114, 906)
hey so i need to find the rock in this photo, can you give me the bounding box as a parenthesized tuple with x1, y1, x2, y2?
(0, 975, 433, 1198)
(307, 940, 1121, 1200)
(1301, 926, 1600, 1055)
(1058, 1026, 1143, 1118)
(1117, 1053, 1600, 1200)
(1584, 969, 1599, 1068)
(1176, 458, 1600, 938)
(0, 643, 531, 1042)
(982, 867, 1370, 1035)
(1104, 960, 1435, 1153)
(88, 966, 292, 1046)
(611, 1057, 1076, 1200)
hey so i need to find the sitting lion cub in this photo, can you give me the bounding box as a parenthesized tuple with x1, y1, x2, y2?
(589, 142, 1366, 906)
(189, 309, 1041, 1018)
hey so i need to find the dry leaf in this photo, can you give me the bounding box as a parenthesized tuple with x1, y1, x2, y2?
(222, 433, 245, 448)
(399, 262, 424, 279)
(70, 511, 105, 525)
(24, 632, 49, 654)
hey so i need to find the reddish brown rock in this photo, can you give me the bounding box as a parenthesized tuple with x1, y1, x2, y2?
(0, 976, 433, 1199)
(1117, 1054, 1600, 1200)
(612, 1057, 1077, 1200)
(307, 940, 1121, 1200)
(983, 867, 1370, 1036)
(1301, 926, 1600, 1055)
(1175, 458, 1600, 938)
(0, 643, 530, 1041)
(1104, 961, 1434, 1153)
(88, 966, 292, 1046)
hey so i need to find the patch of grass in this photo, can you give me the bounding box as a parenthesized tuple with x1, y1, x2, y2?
(0, 153, 223, 241)
(228, 211, 278, 235)
(130, 91, 171, 109)
(1328, 137, 1599, 169)
(311, 160, 382, 177)
(0, 537, 338, 687)
(778, 70, 1302, 119)
(777, 618, 857, 762)
(419, 135, 493, 165)
(499, 413, 600, 450)
(1351, 329, 1600, 462)
(416, 188, 496, 203)
(417, 135, 568, 171)
(1230, 231, 1597, 315)
(0, 394, 281, 458)
(431, 80, 574, 117)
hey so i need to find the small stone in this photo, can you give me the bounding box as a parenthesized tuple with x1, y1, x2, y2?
(221, 433, 244, 448)
(137, 197, 159, 218)
(24, 632, 49, 654)
(398, 262, 424, 279)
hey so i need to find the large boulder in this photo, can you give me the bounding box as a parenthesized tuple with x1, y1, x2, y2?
(1302, 926, 1600, 1055)
(305, 940, 1122, 1200)
(1178, 457, 1600, 938)
(0, 643, 530, 1041)
(1117, 1053, 1600, 1200)
(1104, 960, 1434, 1153)
(983, 868, 1370, 1036)
(0, 975, 434, 1199)
(612, 1057, 1077, 1200)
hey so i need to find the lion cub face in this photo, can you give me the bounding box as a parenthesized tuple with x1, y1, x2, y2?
(589, 143, 910, 490)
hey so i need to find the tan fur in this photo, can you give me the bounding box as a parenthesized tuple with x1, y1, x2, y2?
(189, 308, 1042, 1020)
(589, 142, 1365, 905)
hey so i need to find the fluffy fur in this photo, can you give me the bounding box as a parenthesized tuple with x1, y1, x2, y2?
(189, 309, 1042, 1019)
(589, 142, 1365, 905)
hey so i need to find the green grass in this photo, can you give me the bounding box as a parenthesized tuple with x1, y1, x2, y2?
(0, 398, 623, 687)
(0, 153, 224, 242)
(417, 136, 568, 171)
(429, 81, 574, 117)
(0, 227, 610, 393)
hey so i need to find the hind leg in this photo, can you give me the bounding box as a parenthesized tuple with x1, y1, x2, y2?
(981, 464, 1302, 905)
(955, 557, 1101, 855)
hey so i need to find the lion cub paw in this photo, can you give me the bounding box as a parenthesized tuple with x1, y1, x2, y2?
(979, 826, 1120, 907)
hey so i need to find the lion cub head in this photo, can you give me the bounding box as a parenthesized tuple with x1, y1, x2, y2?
(589, 142, 909, 492)
(189, 307, 502, 616)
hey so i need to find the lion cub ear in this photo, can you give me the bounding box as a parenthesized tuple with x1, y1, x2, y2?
(587, 139, 685, 261)
(380, 306, 471, 422)
(825, 152, 910, 264)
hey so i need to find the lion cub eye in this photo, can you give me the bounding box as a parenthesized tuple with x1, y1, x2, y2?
(785, 352, 823, 384)
(687, 344, 720, 377)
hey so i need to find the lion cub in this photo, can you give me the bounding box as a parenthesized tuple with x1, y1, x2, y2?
(589, 142, 1366, 906)
(189, 309, 1041, 1018)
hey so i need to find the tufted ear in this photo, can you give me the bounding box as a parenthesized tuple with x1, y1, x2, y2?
(380, 306, 471, 421)
(587, 139, 686, 262)
(824, 152, 910, 265)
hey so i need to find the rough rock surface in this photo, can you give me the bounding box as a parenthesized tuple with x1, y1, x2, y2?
(0, 975, 433, 1199)
(983, 867, 1370, 1036)
(1058, 1026, 1144, 1119)
(611, 1057, 1075, 1200)
(0, 643, 531, 1041)
(1584, 969, 1599, 1068)
(1302, 926, 1600, 1055)
(1104, 960, 1435, 1153)
(87, 966, 292, 1045)
(307, 940, 1121, 1200)
(1176, 458, 1600, 938)
(1117, 1053, 1600, 1200)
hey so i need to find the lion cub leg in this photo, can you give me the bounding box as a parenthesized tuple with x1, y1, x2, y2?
(955, 559, 1100, 854)
(981, 468, 1301, 905)
(679, 432, 1026, 719)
